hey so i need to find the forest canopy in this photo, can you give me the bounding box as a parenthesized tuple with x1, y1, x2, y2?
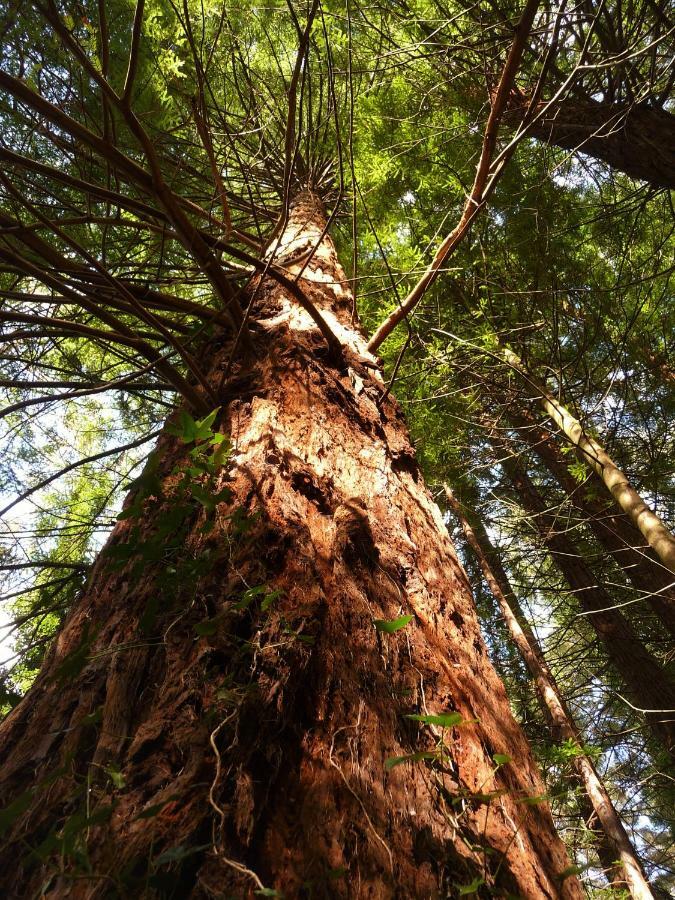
(0, 0, 673, 896)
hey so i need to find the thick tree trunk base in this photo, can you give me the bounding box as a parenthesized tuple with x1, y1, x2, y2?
(0, 195, 579, 898)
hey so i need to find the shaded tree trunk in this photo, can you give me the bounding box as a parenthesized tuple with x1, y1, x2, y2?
(499, 447, 675, 759)
(0, 194, 580, 898)
(444, 485, 652, 899)
(509, 97, 675, 190)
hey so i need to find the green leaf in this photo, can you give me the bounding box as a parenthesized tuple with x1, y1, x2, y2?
(373, 614, 413, 633)
(193, 617, 220, 636)
(385, 751, 438, 769)
(193, 408, 220, 441)
(153, 843, 210, 867)
(117, 500, 143, 521)
(460, 789, 508, 804)
(212, 443, 231, 468)
(190, 483, 219, 511)
(493, 753, 512, 766)
(234, 584, 274, 611)
(517, 793, 549, 805)
(406, 712, 467, 728)
(557, 862, 591, 881)
(458, 877, 485, 895)
(0, 679, 22, 710)
(126, 458, 162, 499)
(261, 588, 283, 612)
(167, 410, 198, 443)
(0, 789, 33, 836)
(227, 507, 259, 537)
(135, 797, 178, 820)
(105, 767, 126, 789)
(212, 485, 233, 505)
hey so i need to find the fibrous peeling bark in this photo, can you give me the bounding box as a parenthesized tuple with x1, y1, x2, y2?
(0, 193, 580, 898)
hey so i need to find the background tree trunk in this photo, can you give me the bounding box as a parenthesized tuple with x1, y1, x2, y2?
(444, 484, 652, 899)
(0, 194, 580, 898)
(500, 447, 675, 758)
(500, 346, 675, 575)
(509, 98, 675, 190)
(509, 408, 675, 638)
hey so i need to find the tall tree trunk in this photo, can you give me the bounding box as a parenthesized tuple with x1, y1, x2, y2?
(444, 485, 653, 899)
(0, 193, 580, 898)
(509, 407, 675, 638)
(507, 97, 675, 190)
(499, 446, 675, 759)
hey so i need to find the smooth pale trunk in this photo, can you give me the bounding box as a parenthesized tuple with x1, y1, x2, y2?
(501, 346, 675, 576)
(500, 447, 675, 758)
(508, 407, 675, 638)
(445, 486, 653, 900)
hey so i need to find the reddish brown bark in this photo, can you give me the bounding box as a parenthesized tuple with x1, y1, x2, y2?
(500, 450, 675, 758)
(0, 193, 581, 897)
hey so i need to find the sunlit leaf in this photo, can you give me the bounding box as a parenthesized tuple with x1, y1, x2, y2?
(373, 614, 413, 633)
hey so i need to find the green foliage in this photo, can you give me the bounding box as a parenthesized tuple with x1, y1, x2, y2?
(543, 739, 602, 767)
(492, 754, 512, 766)
(406, 712, 468, 728)
(373, 613, 413, 633)
(385, 751, 440, 770)
(457, 877, 485, 895)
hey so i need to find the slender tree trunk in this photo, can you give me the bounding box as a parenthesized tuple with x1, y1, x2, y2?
(500, 346, 675, 575)
(444, 485, 653, 899)
(499, 447, 675, 758)
(0, 193, 580, 898)
(509, 407, 675, 638)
